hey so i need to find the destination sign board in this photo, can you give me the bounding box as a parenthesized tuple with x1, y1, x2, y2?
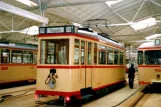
(39, 25, 78, 34)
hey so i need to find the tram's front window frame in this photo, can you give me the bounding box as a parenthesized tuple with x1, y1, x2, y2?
(40, 39, 69, 64)
(145, 50, 161, 65)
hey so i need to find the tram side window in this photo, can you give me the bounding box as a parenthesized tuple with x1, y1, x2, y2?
(120, 51, 124, 65)
(94, 43, 97, 64)
(99, 45, 106, 64)
(40, 39, 69, 64)
(23, 51, 33, 63)
(12, 50, 22, 63)
(88, 42, 92, 65)
(33, 52, 37, 64)
(74, 39, 80, 64)
(137, 51, 143, 65)
(114, 50, 119, 65)
(107, 47, 113, 64)
(81, 41, 85, 65)
(145, 50, 161, 64)
(1, 49, 10, 63)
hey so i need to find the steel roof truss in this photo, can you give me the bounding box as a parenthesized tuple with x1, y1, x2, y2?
(0, 1, 48, 24)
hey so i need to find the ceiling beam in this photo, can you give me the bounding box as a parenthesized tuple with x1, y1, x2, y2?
(150, 0, 161, 7)
(46, 0, 107, 8)
(108, 5, 129, 23)
(0, 1, 48, 24)
(132, 0, 146, 21)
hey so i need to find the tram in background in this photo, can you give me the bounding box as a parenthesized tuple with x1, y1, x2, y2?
(138, 39, 161, 85)
(35, 25, 126, 104)
(0, 42, 37, 84)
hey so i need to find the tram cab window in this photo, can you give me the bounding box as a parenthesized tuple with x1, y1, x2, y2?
(40, 39, 69, 64)
(74, 39, 80, 64)
(12, 50, 22, 63)
(1, 49, 10, 63)
(119, 51, 124, 65)
(107, 47, 113, 64)
(23, 51, 33, 63)
(137, 51, 143, 65)
(81, 41, 85, 65)
(114, 50, 119, 65)
(145, 50, 161, 64)
(99, 45, 106, 64)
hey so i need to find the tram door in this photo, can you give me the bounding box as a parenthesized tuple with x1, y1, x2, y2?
(85, 42, 92, 88)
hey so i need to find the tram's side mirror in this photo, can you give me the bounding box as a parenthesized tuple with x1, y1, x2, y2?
(50, 68, 56, 74)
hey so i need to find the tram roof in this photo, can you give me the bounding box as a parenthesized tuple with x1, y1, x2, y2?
(78, 30, 124, 49)
(0, 43, 37, 50)
(137, 40, 161, 49)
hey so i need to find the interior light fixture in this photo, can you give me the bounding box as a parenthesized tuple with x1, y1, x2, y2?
(105, 0, 123, 7)
(20, 25, 39, 35)
(16, 0, 37, 7)
(72, 22, 82, 27)
(130, 17, 156, 31)
(146, 34, 161, 40)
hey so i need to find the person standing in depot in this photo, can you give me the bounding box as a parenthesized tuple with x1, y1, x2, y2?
(128, 63, 135, 89)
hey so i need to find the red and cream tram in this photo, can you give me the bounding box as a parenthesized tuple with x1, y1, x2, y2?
(0, 43, 37, 84)
(35, 25, 126, 103)
(138, 40, 161, 85)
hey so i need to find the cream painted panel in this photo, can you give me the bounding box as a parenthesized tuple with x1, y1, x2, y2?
(36, 68, 71, 92)
(86, 68, 92, 88)
(92, 67, 125, 88)
(70, 68, 85, 91)
(0, 65, 36, 83)
(138, 67, 161, 83)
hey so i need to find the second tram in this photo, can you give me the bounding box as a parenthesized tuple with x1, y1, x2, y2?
(138, 41, 161, 85)
(35, 25, 126, 103)
(0, 43, 37, 84)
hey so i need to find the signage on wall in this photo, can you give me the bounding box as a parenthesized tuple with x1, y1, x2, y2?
(39, 25, 78, 34)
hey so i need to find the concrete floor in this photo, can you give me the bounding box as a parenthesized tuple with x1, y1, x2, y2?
(0, 73, 146, 107)
(135, 94, 161, 107)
